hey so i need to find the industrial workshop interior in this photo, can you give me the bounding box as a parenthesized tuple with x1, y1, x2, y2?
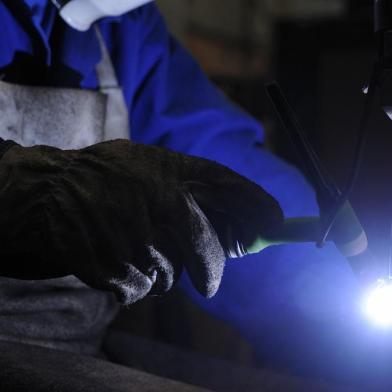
(2, 0, 392, 391)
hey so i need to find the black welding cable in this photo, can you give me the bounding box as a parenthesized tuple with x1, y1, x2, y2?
(318, 63, 380, 247)
(265, 82, 340, 204)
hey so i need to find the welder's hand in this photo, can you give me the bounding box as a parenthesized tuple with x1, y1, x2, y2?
(0, 140, 282, 304)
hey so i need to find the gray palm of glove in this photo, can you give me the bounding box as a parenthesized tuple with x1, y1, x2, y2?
(0, 140, 283, 304)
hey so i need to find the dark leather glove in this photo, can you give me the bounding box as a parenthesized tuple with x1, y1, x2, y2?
(0, 140, 283, 304)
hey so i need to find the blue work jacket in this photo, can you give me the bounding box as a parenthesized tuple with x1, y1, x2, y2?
(0, 0, 389, 384)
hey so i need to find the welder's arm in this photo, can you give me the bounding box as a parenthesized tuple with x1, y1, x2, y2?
(0, 140, 282, 304)
(130, 4, 265, 158)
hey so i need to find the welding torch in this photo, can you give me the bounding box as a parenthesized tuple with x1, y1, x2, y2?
(227, 82, 380, 289)
(225, 1, 392, 326)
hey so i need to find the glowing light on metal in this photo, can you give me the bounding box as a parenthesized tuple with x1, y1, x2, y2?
(364, 279, 392, 327)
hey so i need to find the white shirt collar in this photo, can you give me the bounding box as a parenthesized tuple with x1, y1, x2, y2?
(59, 0, 154, 31)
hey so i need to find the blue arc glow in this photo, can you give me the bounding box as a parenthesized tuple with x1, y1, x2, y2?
(364, 279, 392, 327)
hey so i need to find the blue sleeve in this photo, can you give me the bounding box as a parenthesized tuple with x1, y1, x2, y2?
(128, 4, 264, 156)
(127, 5, 392, 383)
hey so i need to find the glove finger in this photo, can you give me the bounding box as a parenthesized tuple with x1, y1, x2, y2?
(183, 155, 282, 226)
(96, 223, 184, 303)
(169, 192, 226, 298)
(48, 204, 155, 306)
(146, 226, 185, 296)
(185, 176, 283, 255)
(95, 262, 156, 305)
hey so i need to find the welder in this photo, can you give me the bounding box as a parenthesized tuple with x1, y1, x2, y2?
(0, 0, 384, 387)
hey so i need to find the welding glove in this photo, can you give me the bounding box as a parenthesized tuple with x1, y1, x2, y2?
(0, 140, 282, 304)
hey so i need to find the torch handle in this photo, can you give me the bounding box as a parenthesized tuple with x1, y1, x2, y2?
(245, 217, 321, 255)
(245, 201, 367, 257)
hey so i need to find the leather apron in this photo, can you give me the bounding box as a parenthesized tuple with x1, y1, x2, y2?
(0, 27, 129, 356)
